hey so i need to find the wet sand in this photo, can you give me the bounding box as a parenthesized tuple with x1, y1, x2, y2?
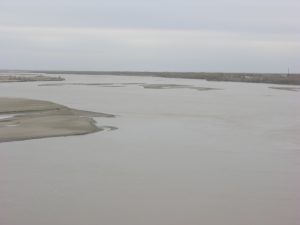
(0, 98, 115, 143)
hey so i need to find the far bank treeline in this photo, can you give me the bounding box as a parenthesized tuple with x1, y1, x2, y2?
(4, 70, 300, 85)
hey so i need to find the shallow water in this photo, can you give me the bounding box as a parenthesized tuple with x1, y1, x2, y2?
(0, 114, 17, 120)
(1, 75, 300, 225)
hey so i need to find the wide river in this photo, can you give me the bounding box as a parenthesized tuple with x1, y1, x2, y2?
(0, 74, 299, 225)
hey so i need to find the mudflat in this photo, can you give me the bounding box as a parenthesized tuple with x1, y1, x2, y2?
(0, 98, 115, 143)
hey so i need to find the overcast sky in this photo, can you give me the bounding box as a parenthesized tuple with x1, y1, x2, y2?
(0, 0, 299, 72)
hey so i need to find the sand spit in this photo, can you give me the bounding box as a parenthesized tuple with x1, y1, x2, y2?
(0, 98, 115, 143)
(39, 82, 144, 87)
(0, 75, 64, 82)
(269, 86, 300, 92)
(39, 82, 218, 91)
(141, 84, 218, 91)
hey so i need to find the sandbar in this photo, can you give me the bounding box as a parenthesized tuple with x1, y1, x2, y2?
(269, 86, 300, 92)
(0, 98, 115, 143)
(0, 74, 64, 82)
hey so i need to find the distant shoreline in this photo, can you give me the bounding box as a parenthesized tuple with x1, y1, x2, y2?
(1, 70, 300, 85)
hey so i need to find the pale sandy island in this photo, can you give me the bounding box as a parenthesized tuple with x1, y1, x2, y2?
(0, 98, 115, 143)
(0, 74, 64, 82)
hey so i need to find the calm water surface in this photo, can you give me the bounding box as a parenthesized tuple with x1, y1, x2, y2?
(1, 75, 300, 225)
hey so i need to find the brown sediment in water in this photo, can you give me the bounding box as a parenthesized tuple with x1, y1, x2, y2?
(0, 98, 115, 143)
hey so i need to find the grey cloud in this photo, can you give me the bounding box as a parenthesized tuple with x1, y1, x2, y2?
(0, 0, 299, 33)
(0, 0, 299, 72)
(0, 27, 299, 72)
